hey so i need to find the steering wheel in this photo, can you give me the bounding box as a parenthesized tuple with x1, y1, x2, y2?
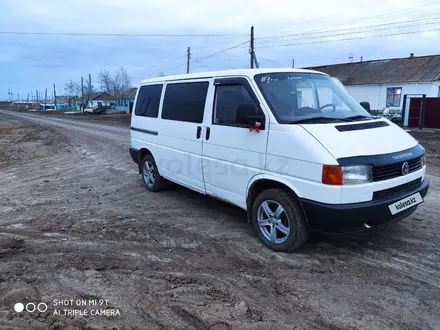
(319, 103, 336, 112)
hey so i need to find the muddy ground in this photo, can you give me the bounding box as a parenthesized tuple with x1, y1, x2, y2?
(0, 109, 439, 330)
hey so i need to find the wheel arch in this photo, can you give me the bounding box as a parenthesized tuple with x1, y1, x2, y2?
(138, 147, 153, 173)
(246, 175, 306, 224)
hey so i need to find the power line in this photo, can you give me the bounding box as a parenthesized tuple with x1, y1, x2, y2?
(257, 16, 440, 41)
(144, 41, 248, 75)
(143, 55, 187, 74)
(206, 52, 249, 65)
(257, 20, 440, 47)
(192, 58, 211, 70)
(189, 52, 248, 71)
(257, 28, 440, 49)
(0, 31, 246, 37)
(258, 57, 285, 66)
(259, 0, 440, 45)
(197, 41, 249, 60)
(160, 62, 187, 74)
(271, 0, 389, 34)
(304, 0, 440, 33)
(192, 39, 247, 51)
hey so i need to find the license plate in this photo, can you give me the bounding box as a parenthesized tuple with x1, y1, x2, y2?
(388, 193, 423, 215)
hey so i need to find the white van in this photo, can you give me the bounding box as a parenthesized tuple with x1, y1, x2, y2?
(129, 69, 429, 252)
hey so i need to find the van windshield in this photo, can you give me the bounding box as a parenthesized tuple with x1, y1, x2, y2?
(254, 72, 372, 124)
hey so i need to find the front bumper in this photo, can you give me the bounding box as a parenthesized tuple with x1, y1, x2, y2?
(301, 177, 430, 234)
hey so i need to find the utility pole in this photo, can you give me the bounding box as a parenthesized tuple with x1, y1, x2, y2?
(44, 88, 47, 110)
(88, 74, 92, 106)
(186, 47, 191, 74)
(53, 83, 57, 110)
(250, 26, 255, 69)
(17, 94, 19, 106)
(81, 76, 84, 113)
(292, 59, 295, 68)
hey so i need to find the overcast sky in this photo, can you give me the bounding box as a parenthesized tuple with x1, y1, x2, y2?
(1, 0, 440, 100)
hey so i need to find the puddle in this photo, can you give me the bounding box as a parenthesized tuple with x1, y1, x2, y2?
(5, 223, 26, 229)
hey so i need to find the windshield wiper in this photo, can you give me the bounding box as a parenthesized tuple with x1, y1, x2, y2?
(344, 115, 373, 121)
(290, 117, 351, 124)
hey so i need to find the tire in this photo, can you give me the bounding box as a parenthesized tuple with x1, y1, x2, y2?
(252, 188, 309, 252)
(140, 154, 166, 192)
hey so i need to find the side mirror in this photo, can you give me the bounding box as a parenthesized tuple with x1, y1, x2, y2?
(236, 103, 265, 130)
(360, 101, 371, 113)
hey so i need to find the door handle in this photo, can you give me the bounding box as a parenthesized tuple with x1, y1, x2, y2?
(196, 126, 202, 139)
(206, 127, 210, 140)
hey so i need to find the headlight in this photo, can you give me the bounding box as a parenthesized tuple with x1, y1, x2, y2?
(342, 165, 372, 185)
(322, 164, 372, 185)
(422, 153, 426, 167)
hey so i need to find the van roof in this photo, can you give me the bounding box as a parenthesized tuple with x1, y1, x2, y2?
(139, 68, 327, 84)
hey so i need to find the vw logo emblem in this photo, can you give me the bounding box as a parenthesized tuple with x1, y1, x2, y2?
(402, 162, 410, 175)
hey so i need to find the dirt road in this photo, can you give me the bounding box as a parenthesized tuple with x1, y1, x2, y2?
(1, 110, 439, 330)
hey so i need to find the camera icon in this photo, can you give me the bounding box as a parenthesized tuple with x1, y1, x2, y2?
(14, 302, 48, 313)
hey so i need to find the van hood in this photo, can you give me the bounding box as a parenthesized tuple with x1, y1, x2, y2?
(300, 119, 418, 159)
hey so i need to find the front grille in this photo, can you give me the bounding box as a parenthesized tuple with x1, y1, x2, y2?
(372, 156, 423, 182)
(373, 178, 422, 200)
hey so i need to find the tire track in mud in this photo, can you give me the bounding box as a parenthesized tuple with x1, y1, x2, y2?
(0, 110, 440, 330)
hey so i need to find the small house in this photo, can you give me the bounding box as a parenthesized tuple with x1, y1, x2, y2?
(54, 96, 71, 110)
(116, 88, 137, 112)
(88, 92, 115, 108)
(304, 53, 440, 128)
(305, 53, 440, 111)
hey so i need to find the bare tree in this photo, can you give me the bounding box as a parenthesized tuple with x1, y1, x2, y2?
(64, 78, 96, 108)
(64, 80, 81, 106)
(97, 66, 132, 98)
(98, 69, 113, 95)
(120, 67, 132, 93)
(64, 80, 80, 98)
(114, 66, 132, 98)
(157, 71, 166, 77)
(83, 83, 95, 106)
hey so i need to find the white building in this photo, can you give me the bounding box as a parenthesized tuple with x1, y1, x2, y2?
(306, 53, 440, 111)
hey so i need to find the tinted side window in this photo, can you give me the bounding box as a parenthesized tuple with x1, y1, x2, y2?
(213, 85, 262, 125)
(161, 82, 209, 123)
(134, 84, 163, 117)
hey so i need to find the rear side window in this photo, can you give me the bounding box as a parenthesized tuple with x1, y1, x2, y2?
(161, 82, 209, 123)
(135, 84, 163, 117)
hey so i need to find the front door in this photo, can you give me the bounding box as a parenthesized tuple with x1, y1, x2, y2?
(408, 98, 422, 128)
(156, 80, 209, 194)
(202, 78, 268, 209)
